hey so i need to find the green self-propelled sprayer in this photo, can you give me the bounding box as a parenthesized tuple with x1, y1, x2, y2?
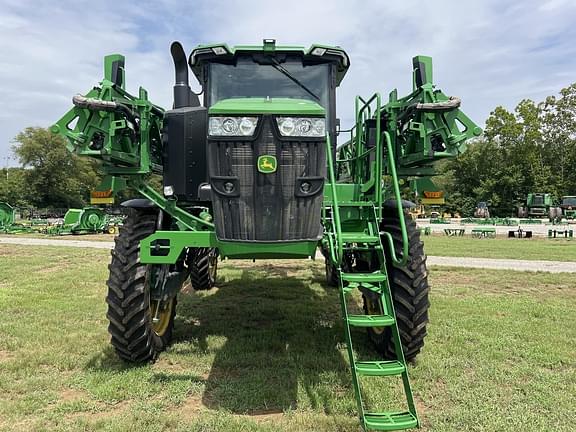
(52, 39, 480, 431)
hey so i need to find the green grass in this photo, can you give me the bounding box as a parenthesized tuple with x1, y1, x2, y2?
(0, 232, 114, 241)
(0, 245, 575, 431)
(423, 235, 576, 261)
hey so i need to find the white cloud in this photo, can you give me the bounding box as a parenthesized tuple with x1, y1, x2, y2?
(1, 0, 576, 163)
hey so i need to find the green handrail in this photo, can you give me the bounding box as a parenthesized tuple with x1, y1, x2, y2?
(373, 95, 383, 220)
(325, 134, 343, 265)
(380, 131, 409, 267)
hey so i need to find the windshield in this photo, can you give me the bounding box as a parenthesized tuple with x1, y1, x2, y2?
(208, 57, 330, 110)
(562, 197, 576, 206)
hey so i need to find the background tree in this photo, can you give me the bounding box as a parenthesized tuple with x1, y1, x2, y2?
(0, 167, 29, 207)
(11, 127, 100, 208)
(440, 82, 576, 217)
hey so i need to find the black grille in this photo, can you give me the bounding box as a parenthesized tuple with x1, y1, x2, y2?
(208, 117, 325, 241)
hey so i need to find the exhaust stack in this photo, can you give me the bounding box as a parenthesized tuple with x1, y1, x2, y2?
(170, 41, 199, 108)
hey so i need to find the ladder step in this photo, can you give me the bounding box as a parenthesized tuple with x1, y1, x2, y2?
(364, 411, 418, 431)
(347, 314, 395, 327)
(341, 272, 387, 283)
(340, 232, 380, 244)
(343, 282, 381, 293)
(355, 360, 405, 377)
(337, 201, 375, 207)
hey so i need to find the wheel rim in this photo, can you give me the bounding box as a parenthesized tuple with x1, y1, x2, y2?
(365, 296, 386, 335)
(149, 298, 173, 336)
(145, 264, 174, 337)
(208, 250, 218, 282)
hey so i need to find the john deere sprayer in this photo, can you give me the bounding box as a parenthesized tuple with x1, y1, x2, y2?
(52, 39, 480, 431)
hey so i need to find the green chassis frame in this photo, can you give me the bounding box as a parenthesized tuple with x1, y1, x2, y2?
(51, 44, 484, 432)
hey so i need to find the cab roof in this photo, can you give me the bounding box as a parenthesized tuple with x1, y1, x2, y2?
(189, 39, 350, 86)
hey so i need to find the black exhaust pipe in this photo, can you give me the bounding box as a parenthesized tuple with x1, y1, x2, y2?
(170, 41, 199, 108)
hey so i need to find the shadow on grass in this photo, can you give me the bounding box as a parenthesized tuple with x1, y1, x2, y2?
(85, 346, 139, 372)
(173, 265, 356, 415)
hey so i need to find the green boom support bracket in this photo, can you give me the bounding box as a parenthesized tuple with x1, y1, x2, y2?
(50, 44, 482, 432)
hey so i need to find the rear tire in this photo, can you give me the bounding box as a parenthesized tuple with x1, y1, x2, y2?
(106, 209, 176, 363)
(518, 207, 528, 218)
(366, 208, 430, 361)
(189, 248, 218, 291)
(325, 259, 341, 287)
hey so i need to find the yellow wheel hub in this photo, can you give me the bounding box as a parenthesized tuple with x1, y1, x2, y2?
(150, 299, 173, 336)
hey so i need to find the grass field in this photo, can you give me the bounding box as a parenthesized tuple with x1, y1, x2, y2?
(4, 232, 576, 261)
(423, 235, 576, 261)
(0, 245, 575, 431)
(3, 233, 114, 242)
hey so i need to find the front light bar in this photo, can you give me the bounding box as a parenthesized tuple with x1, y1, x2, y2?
(276, 117, 325, 137)
(208, 116, 326, 138)
(209, 116, 258, 137)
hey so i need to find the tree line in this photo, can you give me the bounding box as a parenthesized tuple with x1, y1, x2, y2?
(438, 83, 576, 217)
(0, 128, 99, 209)
(1, 83, 576, 215)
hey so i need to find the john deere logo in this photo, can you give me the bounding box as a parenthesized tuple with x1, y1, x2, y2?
(257, 155, 277, 173)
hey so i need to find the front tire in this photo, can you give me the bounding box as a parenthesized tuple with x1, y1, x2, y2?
(189, 248, 218, 291)
(106, 209, 176, 363)
(366, 208, 430, 361)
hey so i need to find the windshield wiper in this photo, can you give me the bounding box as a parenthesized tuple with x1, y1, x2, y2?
(268, 57, 320, 101)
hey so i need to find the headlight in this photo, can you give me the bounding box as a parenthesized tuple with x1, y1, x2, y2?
(276, 117, 325, 137)
(209, 117, 258, 136)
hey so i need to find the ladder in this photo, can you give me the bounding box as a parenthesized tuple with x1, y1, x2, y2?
(323, 123, 418, 430)
(325, 202, 419, 431)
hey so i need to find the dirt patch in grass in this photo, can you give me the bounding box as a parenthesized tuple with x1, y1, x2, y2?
(36, 265, 69, 274)
(59, 388, 87, 402)
(174, 395, 206, 420)
(0, 350, 14, 362)
(414, 395, 428, 427)
(64, 400, 130, 421)
(244, 408, 285, 423)
(0, 247, 28, 257)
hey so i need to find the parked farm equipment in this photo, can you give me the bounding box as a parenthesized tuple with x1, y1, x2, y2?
(45, 207, 124, 235)
(518, 193, 560, 220)
(0, 202, 15, 231)
(0, 202, 45, 234)
(473, 201, 490, 218)
(559, 195, 576, 220)
(51, 40, 480, 431)
(1, 202, 124, 236)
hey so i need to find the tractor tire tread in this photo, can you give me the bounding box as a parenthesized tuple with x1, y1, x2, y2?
(105, 209, 175, 363)
(189, 248, 216, 291)
(370, 209, 430, 361)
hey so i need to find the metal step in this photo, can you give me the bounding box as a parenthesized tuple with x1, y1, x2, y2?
(341, 272, 387, 283)
(347, 314, 395, 327)
(342, 282, 381, 294)
(336, 201, 375, 207)
(340, 232, 380, 244)
(355, 360, 405, 377)
(364, 412, 418, 431)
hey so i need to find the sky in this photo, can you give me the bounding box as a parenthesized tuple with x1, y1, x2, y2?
(1, 0, 576, 166)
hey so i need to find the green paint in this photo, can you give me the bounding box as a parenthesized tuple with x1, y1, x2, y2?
(52, 43, 484, 432)
(0, 202, 15, 228)
(190, 42, 350, 85)
(257, 155, 277, 173)
(139, 230, 318, 264)
(208, 98, 325, 116)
